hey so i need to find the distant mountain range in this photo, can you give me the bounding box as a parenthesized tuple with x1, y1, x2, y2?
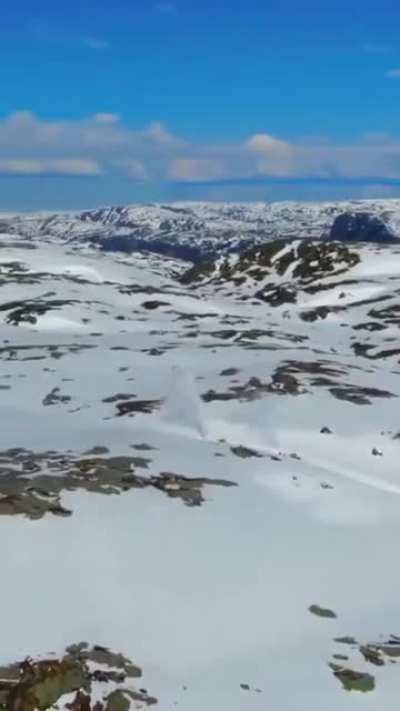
(1, 198, 400, 262)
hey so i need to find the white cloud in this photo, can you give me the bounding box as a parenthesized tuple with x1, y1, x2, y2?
(246, 134, 291, 153)
(94, 113, 121, 125)
(143, 121, 186, 148)
(48, 160, 102, 175)
(169, 159, 231, 182)
(113, 159, 148, 180)
(0, 111, 400, 184)
(0, 159, 101, 176)
(246, 133, 296, 177)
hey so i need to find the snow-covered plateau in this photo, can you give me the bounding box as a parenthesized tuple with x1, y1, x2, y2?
(2, 198, 400, 261)
(1, 200, 400, 710)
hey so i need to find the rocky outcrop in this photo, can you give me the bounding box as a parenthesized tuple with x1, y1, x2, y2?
(327, 212, 398, 243)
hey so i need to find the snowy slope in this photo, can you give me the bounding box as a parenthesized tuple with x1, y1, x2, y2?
(1, 232, 400, 709)
(2, 198, 400, 261)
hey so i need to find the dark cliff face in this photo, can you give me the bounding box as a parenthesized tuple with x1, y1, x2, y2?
(88, 233, 257, 264)
(328, 212, 397, 243)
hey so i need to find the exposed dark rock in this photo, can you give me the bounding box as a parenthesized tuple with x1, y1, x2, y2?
(0, 298, 78, 325)
(42, 387, 72, 406)
(149, 472, 237, 507)
(359, 645, 385, 667)
(220, 367, 241, 376)
(141, 300, 171, 310)
(115, 399, 161, 416)
(328, 212, 397, 243)
(102, 393, 136, 404)
(180, 239, 361, 299)
(309, 604, 337, 619)
(231, 446, 263, 459)
(0, 450, 237, 520)
(329, 664, 375, 693)
(334, 636, 357, 645)
(0, 643, 157, 710)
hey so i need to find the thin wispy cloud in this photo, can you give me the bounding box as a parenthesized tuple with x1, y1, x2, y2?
(386, 68, 400, 78)
(93, 113, 121, 125)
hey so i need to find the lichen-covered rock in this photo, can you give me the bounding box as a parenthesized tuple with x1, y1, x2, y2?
(329, 664, 375, 693)
(0, 450, 237, 520)
(0, 643, 157, 710)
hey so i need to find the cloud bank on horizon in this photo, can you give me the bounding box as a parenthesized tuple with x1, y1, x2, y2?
(1, 111, 400, 186)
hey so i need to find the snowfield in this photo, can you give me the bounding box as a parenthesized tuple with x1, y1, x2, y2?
(1, 205, 400, 710)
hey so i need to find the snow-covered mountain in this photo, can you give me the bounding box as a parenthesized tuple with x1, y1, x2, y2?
(2, 198, 400, 261)
(1, 217, 400, 709)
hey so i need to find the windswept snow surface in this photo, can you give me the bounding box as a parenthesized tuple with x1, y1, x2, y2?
(1, 230, 400, 708)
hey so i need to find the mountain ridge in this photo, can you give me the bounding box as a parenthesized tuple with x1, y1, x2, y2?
(1, 198, 400, 262)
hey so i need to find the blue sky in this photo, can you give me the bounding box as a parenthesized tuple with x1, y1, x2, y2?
(1, 0, 400, 208)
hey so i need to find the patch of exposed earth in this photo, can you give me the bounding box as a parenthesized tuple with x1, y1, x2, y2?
(328, 634, 400, 694)
(0, 450, 236, 519)
(0, 642, 157, 710)
(309, 606, 400, 694)
(202, 359, 396, 405)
